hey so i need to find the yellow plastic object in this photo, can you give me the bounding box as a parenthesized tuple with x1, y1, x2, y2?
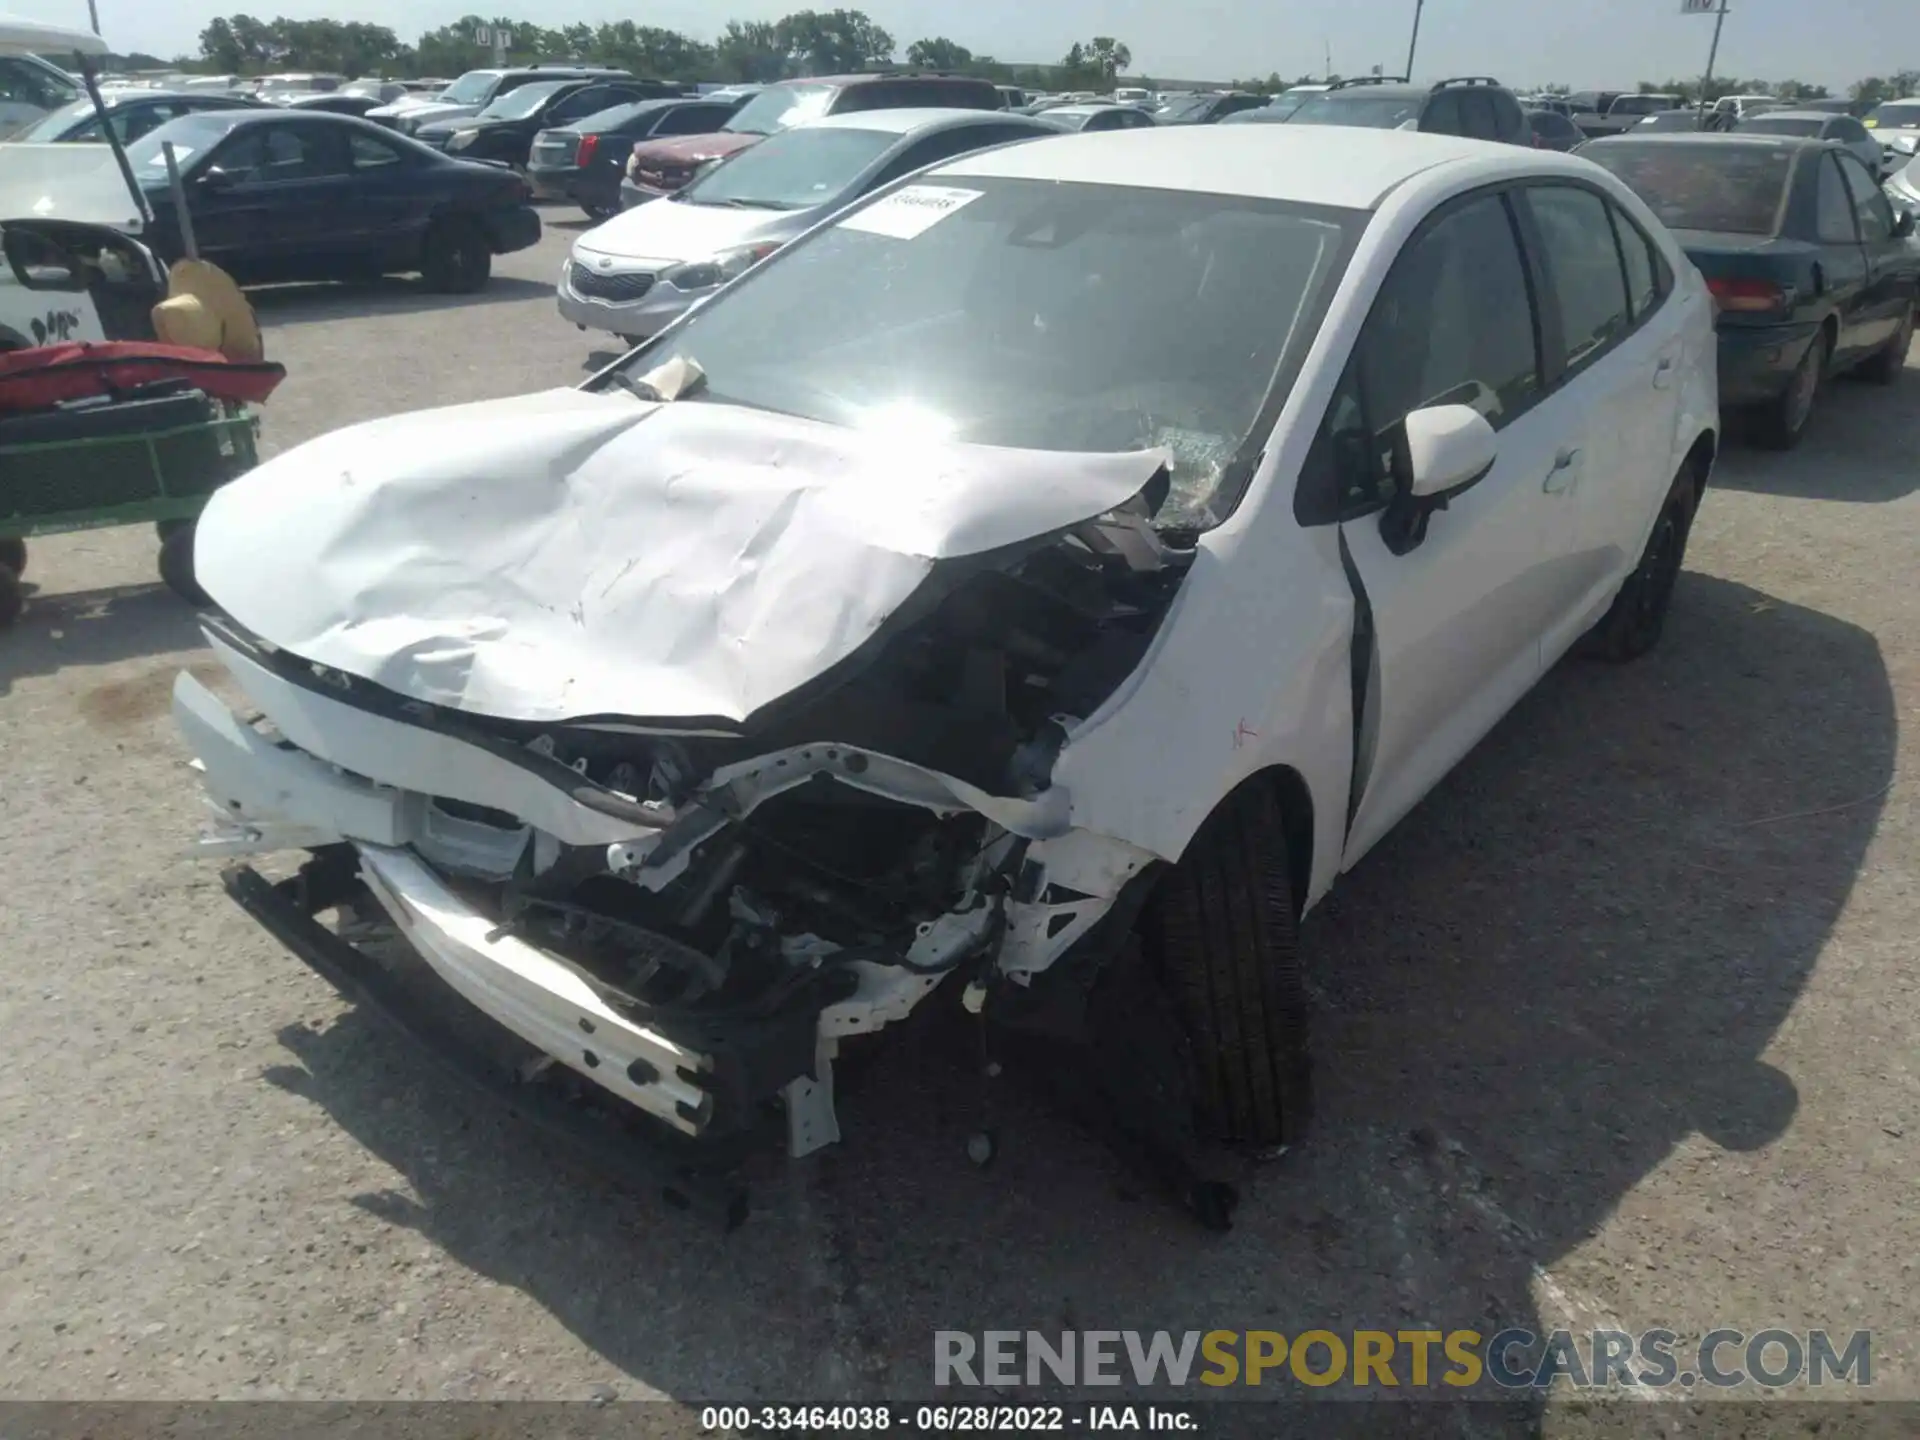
(150, 259, 264, 364)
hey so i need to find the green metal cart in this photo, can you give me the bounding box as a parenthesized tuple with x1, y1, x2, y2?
(0, 388, 260, 624)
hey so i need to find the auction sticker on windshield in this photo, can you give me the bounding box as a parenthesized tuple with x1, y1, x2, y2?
(840, 184, 983, 240)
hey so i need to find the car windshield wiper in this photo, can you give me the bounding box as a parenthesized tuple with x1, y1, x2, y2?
(692, 196, 797, 210)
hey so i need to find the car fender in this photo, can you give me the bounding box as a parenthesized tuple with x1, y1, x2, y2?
(1049, 512, 1356, 915)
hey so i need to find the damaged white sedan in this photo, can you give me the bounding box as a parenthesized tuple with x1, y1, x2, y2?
(174, 126, 1718, 1227)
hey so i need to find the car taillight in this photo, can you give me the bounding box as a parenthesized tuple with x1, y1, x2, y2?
(576, 134, 599, 166)
(1707, 277, 1786, 313)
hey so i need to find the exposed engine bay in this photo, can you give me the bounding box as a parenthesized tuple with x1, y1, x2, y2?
(176, 393, 1200, 1207)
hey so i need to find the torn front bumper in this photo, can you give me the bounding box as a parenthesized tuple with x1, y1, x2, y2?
(224, 853, 752, 1226)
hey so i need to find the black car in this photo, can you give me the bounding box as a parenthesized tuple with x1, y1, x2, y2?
(1581, 134, 1919, 448)
(1523, 107, 1584, 150)
(283, 93, 385, 118)
(1153, 91, 1270, 125)
(1287, 75, 1529, 144)
(125, 110, 542, 292)
(19, 90, 261, 145)
(411, 78, 677, 169)
(527, 95, 744, 219)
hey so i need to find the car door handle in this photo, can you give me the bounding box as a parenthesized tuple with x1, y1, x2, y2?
(1542, 448, 1582, 493)
(1653, 357, 1676, 390)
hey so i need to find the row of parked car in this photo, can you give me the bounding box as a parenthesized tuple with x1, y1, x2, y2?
(549, 69, 1919, 461)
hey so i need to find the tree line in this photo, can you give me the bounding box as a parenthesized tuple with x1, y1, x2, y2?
(189, 11, 1138, 92)
(1216, 71, 1920, 105)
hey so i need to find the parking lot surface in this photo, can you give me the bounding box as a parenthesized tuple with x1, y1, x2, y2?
(1, 219, 1916, 1416)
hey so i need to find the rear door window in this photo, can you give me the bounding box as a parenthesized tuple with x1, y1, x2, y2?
(1816, 154, 1860, 243)
(1523, 186, 1633, 376)
(1835, 151, 1896, 243)
(1608, 202, 1662, 319)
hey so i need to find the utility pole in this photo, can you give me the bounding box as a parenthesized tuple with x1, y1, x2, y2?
(1405, 0, 1425, 81)
(86, 0, 100, 35)
(1696, 0, 1730, 101)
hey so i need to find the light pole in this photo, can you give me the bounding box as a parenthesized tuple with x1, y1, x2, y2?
(1405, 0, 1425, 81)
(1699, 0, 1729, 101)
(86, 0, 100, 35)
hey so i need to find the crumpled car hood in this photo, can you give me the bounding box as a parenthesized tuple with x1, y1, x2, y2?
(195, 388, 1166, 726)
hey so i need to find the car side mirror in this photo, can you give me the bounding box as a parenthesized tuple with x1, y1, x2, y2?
(197, 168, 238, 193)
(1895, 210, 1917, 239)
(1404, 403, 1497, 498)
(1379, 403, 1498, 555)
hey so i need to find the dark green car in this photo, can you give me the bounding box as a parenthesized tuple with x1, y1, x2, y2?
(1579, 134, 1919, 448)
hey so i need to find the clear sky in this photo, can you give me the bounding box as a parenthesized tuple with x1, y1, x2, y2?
(23, 0, 1912, 91)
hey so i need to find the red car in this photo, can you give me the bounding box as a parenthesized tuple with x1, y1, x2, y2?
(618, 72, 1001, 207)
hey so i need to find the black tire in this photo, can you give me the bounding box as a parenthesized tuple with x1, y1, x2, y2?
(1752, 326, 1828, 450)
(1856, 302, 1914, 386)
(0, 562, 21, 627)
(582, 202, 618, 223)
(419, 216, 492, 294)
(158, 523, 209, 606)
(1580, 463, 1697, 663)
(154, 518, 191, 543)
(1139, 781, 1311, 1148)
(0, 535, 24, 577)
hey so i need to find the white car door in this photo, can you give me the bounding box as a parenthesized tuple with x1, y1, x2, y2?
(1326, 187, 1594, 868)
(1516, 183, 1685, 663)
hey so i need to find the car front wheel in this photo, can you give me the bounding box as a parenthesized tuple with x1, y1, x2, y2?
(1138, 780, 1312, 1150)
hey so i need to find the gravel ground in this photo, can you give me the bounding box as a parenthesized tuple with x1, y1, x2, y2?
(0, 219, 1914, 1425)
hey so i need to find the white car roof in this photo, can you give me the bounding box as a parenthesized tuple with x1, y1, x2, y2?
(0, 14, 107, 57)
(935, 125, 1525, 209)
(800, 107, 1031, 135)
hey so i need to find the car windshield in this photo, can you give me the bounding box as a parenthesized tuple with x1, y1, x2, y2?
(679, 125, 896, 210)
(1610, 95, 1678, 115)
(1867, 101, 1920, 129)
(1739, 115, 1824, 137)
(478, 82, 571, 120)
(437, 72, 499, 106)
(576, 101, 654, 131)
(1220, 106, 1290, 125)
(621, 176, 1359, 531)
(1289, 93, 1421, 129)
(725, 83, 835, 135)
(1266, 92, 1316, 119)
(18, 97, 93, 142)
(1156, 96, 1216, 122)
(1580, 142, 1794, 235)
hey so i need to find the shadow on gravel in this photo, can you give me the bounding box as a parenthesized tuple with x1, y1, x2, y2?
(245, 275, 555, 327)
(259, 570, 1893, 1431)
(1718, 364, 1919, 501)
(0, 582, 203, 697)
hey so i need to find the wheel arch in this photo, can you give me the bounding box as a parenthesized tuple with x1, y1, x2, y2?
(1161, 764, 1317, 922)
(1682, 426, 1717, 505)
